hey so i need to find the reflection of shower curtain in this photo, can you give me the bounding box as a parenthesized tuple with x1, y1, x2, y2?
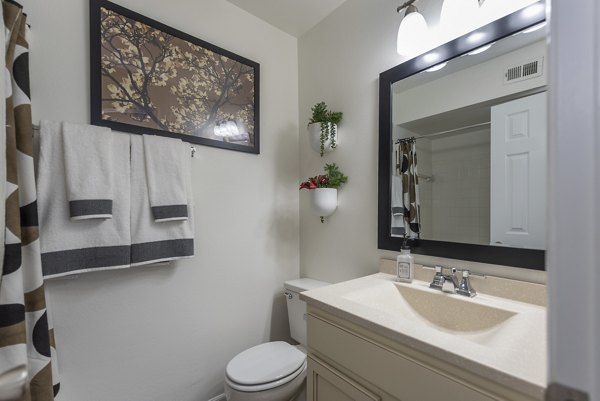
(392, 140, 421, 238)
(0, 2, 60, 400)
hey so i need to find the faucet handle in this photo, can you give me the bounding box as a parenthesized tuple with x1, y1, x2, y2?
(456, 270, 477, 297)
(429, 266, 445, 290)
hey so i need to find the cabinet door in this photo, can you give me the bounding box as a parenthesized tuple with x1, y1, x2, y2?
(307, 356, 381, 401)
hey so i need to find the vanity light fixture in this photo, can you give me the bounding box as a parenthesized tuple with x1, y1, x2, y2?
(440, 0, 481, 39)
(396, 0, 430, 56)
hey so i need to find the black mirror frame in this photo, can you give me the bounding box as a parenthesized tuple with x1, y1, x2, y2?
(378, 2, 547, 270)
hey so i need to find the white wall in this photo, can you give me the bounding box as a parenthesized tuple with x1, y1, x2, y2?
(298, 0, 401, 283)
(547, 0, 600, 397)
(22, 1, 299, 400)
(298, 0, 546, 284)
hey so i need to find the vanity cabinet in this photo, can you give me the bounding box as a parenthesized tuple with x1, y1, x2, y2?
(306, 307, 540, 401)
(307, 356, 380, 401)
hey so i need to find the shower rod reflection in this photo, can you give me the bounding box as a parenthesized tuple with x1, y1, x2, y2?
(394, 121, 491, 144)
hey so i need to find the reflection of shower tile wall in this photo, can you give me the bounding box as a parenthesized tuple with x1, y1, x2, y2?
(431, 129, 490, 245)
(416, 139, 432, 239)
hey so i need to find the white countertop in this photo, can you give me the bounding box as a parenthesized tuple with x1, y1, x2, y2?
(301, 273, 547, 400)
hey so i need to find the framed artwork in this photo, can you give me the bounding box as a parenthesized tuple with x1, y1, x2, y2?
(90, 0, 260, 154)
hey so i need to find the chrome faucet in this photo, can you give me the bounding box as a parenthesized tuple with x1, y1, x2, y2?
(429, 266, 477, 297)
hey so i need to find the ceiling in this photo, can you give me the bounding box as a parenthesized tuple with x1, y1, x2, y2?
(225, 0, 349, 37)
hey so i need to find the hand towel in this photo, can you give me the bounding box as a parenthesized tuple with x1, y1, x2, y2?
(391, 175, 406, 237)
(142, 134, 189, 222)
(391, 215, 406, 238)
(37, 120, 131, 279)
(131, 135, 194, 266)
(62, 122, 115, 220)
(391, 175, 404, 216)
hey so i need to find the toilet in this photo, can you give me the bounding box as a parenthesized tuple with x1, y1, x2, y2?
(224, 278, 330, 401)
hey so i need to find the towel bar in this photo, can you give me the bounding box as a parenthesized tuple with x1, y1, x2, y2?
(32, 124, 197, 157)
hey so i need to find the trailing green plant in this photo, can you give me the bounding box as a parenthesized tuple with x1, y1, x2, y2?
(308, 101, 343, 156)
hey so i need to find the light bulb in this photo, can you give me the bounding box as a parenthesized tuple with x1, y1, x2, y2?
(479, 0, 539, 27)
(440, 0, 480, 40)
(397, 6, 430, 57)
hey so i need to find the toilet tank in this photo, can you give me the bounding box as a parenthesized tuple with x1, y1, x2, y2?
(284, 278, 330, 347)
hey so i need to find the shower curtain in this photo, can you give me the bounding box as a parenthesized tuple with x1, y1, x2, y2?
(0, 2, 59, 400)
(393, 140, 421, 238)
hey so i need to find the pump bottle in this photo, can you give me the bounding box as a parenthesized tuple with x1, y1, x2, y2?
(396, 246, 414, 283)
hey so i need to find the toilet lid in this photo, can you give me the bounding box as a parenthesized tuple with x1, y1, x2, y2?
(226, 341, 305, 386)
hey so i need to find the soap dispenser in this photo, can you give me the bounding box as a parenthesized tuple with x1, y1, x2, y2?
(396, 239, 414, 283)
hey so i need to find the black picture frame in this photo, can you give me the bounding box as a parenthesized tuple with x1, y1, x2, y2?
(90, 0, 260, 154)
(378, 2, 547, 270)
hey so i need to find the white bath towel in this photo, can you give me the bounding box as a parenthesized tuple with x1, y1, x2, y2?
(142, 134, 189, 222)
(62, 122, 114, 220)
(131, 135, 194, 266)
(391, 175, 406, 237)
(37, 120, 131, 278)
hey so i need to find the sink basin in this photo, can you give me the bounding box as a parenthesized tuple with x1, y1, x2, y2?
(301, 273, 547, 394)
(342, 281, 516, 334)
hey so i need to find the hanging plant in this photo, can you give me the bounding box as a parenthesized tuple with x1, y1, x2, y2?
(300, 163, 349, 222)
(308, 101, 343, 157)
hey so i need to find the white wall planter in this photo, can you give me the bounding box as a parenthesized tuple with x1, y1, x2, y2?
(308, 122, 338, 156)
(310, 188, 338, 222)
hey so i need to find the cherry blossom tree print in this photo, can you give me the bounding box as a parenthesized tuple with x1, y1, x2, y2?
(99, 7, 256, 146)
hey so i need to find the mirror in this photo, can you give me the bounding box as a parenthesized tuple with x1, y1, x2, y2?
(378, 3, 547, 270)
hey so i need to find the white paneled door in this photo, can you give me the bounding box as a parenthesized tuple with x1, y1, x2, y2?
(490, 91, 547, 249)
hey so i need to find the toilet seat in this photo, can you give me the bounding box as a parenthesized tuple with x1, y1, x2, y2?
(226, 360, 306, 392)
(226, 341, 306, 392)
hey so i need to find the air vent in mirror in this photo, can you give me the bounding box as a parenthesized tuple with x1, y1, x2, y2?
(504, 57, 544, 83)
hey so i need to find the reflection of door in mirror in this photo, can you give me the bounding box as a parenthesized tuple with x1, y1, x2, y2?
(391, 35, 547, 249)
(491, 92, 547, 250)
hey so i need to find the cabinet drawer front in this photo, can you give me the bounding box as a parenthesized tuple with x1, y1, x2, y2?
(308, 355, 381, 401)
(308, 314, 497, 401)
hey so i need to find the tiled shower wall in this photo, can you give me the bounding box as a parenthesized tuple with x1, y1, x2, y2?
(416, 139, 433, 239)
(430, 129, 491, 245)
